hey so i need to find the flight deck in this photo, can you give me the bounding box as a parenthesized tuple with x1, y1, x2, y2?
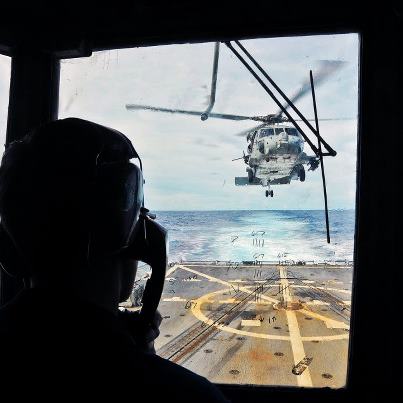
(148, 262, 352, 388)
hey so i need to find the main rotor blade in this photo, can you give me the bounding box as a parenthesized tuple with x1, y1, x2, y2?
(276, 60, 346, 117)
(234, 117, 355, 137)
(126, 104, 261, 121)
(293, 117, 356, 122)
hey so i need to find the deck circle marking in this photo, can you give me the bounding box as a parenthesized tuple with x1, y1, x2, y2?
(191, 289, 349, 342)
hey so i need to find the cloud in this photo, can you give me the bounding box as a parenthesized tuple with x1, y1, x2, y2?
(0, 35, 360, 211)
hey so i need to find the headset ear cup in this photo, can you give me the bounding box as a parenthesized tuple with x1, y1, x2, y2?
(0, 224, 24, 278)
(88, 162, 144, 261)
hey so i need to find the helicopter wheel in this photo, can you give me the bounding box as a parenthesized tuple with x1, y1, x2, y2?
(265, 190, 269, 198)
(299, 165, 306, 182)
(270, 190, 274, 197)
(247, 169, 254, 183)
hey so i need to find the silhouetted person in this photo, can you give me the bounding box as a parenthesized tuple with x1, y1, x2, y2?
(0, 118, 228, 401)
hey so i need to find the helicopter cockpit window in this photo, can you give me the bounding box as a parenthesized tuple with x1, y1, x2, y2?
(0, 54, 11, 152)
(59, 33, 359, 389)
(275, 128, 286, 135)
(259, 128, 274, 137)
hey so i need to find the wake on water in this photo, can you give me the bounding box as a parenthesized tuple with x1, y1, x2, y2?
(154, 210, 355, 265)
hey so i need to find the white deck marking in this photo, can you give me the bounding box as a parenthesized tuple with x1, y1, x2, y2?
(298, 309, 349, 330)
(290, 285, 351, 294)
(165, 265, 179, 278)
(241, 320, 262, 327)
(305, 300, 330, 306)
(275, 280, 295, 284)
(177, 265, 279, 304)
(162, 296, 187, 302)
(279, 266, 313, 387)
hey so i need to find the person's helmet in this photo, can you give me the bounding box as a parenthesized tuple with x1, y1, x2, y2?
(0, 118, 144, 278)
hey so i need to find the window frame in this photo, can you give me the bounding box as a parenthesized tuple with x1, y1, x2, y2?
(58, 34, 361, 399)
(0, 33, 361, 402)
(1, 7, 401, 400)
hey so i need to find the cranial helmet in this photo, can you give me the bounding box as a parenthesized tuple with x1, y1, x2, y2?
(0, 118, 144, 277)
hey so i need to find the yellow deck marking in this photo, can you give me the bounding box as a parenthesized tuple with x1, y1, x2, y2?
(191, 291, 290, 341)
(280, 266, 313, 387)
(177, 265, 279, 304)
(218, 298, 271, 305)
(171, 264, 348, 361)
(191, 289, 348, 342)
(218, 298, 239, 304)
(298, 309, 350, 330)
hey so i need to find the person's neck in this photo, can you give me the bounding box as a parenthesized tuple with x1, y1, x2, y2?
(29, 272, 121, 315)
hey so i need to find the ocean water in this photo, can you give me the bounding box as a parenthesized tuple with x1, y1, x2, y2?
(155, 210, 355, 264)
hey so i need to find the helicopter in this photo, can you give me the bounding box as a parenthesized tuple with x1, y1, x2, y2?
(126, 40, 346, 242)
(126, 41, 343, 199)
(231, 120, 320, 198)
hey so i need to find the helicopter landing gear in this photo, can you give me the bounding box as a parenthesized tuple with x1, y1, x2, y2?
(247, 168, 254, 183)
(265, 189, 274, 198)
(299, 165, 305, 182)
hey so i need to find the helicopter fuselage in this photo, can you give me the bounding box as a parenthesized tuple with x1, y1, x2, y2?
(235, 124, 317, 196)
(248, 124, 304, 162)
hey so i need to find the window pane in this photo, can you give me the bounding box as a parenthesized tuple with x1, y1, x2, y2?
(0, 55, 11, 152)
(60, 34, 359, 388)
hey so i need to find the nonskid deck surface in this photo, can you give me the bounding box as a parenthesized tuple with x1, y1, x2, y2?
(146, 262, 352, 388)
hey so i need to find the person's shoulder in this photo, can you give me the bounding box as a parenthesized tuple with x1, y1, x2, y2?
(122, 351, 230, 402)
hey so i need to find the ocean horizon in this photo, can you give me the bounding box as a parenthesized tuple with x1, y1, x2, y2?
(154, 208, 355, 212)
(151, 210, 355, 265)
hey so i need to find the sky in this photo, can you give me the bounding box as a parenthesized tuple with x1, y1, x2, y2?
(0, 34, 359, 211)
